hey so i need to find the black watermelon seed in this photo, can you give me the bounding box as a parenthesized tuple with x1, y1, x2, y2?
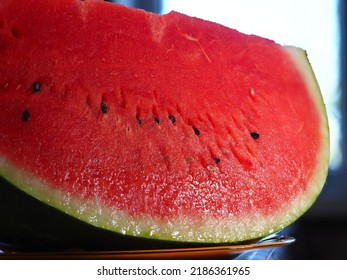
(168, 115, 176, 124)
(100, 102, 108, 113)
(136, 116, 142, 125)
(32, 81, 41, 93)
(154, 116, 160, 124)
(192, 126, 200, 136)
(213, 157, 221, 164)
(250, 132, 260, 139)
(21, 109, 30, 121)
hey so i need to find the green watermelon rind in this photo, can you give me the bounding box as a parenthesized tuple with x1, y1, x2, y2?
(0, 46, 329, 244)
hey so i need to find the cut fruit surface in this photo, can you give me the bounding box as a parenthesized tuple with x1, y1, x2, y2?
(0, 0, 329, 244)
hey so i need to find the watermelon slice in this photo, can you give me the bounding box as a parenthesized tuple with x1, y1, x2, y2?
(0, 0, 329, 245)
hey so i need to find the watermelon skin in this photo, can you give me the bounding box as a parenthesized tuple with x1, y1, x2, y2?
(0, 0, 329, 244)
(0, 176, 210, 251)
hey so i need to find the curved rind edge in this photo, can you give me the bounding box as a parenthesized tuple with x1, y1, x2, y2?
(281, 46, 330, 218)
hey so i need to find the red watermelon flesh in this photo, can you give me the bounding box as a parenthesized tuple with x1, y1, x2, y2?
(0, 0, 329, 243)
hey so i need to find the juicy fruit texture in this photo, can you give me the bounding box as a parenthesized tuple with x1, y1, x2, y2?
(0, 0, 329, 244)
